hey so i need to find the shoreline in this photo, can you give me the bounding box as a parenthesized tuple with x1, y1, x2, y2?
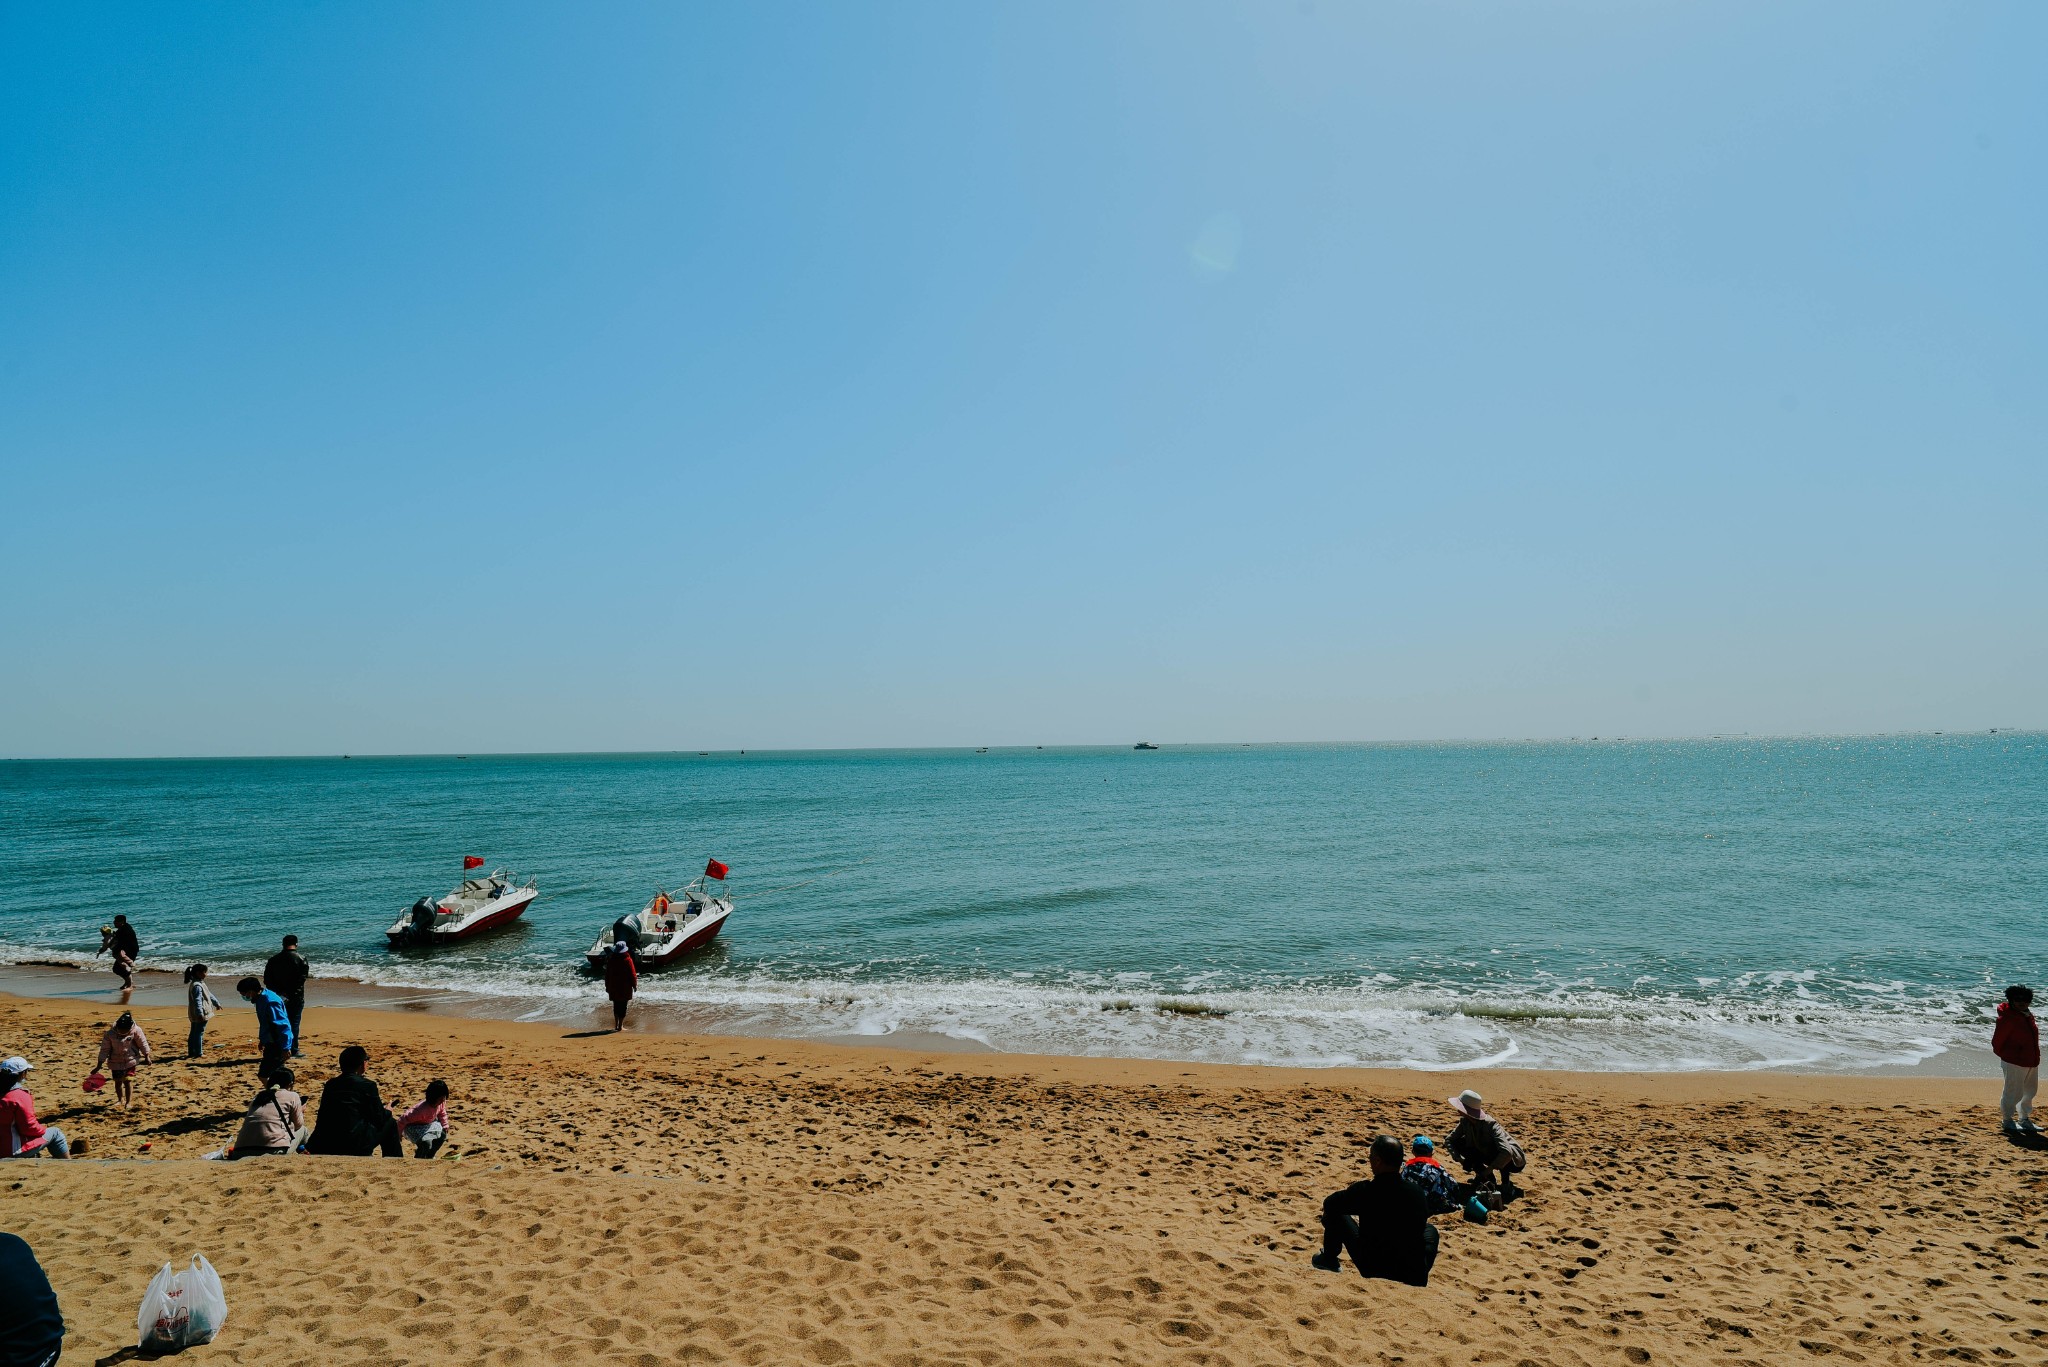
(0, 959, 2003, 1080)
(2, 988, 2041, 1367)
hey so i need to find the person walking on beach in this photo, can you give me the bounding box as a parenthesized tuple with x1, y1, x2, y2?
(94, 1011, 152, 1109)
(98, 917, 139, 992)
(1313, 1135, 1439, 1285)
(305, 1046, 403, 1157)
(603, 938, 638, 1031)
(264, 934, 311, 1057)
(1, 1058, 70, 1160)
(1446, 1089, 1527, 1198)
(237, 976, 295, 1081)
(185, 964, 223, 1059)
(1993, 984, 2039, 1136)
(226, 1067, 308, 1158)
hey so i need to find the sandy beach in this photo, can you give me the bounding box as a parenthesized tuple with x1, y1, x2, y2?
(3, 990, 2044, 1366)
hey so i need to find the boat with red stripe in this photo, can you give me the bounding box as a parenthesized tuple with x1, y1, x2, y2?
(388, 857, 539, 946)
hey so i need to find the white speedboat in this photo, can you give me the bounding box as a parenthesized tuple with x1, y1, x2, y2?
(387, 869, 538, 945)
(586, 878, 731, 969)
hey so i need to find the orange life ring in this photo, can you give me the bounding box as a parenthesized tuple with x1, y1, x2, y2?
(653, 894, 669, 916)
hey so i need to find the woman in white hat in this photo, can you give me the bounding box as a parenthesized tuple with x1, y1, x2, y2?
(0, 1058, 69, 1159)
(1445, 1089, 1525, 1197)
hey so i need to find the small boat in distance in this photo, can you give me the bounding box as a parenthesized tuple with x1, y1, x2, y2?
(1133, 742, 1159, 750)
(587, 862, 733, 969)
(388, 861, 538, 946)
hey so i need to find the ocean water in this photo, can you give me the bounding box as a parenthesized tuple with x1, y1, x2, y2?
(1, 738, 2041, 1073)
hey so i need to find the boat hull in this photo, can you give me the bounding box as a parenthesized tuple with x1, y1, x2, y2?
(387, 888, 537, 945)
(585, 900, 730, 969)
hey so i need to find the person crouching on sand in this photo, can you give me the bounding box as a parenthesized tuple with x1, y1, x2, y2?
(1993, 985, 2039, 1136)
(604, 939, 638, 1031)
(1401, 1134, 1462, 1215)
(1313, 1135, 1439, 1285)
(399, 1079, 451, 1158)
(1446, 1089, 1526, 1198)
(95, 1011, 151, 1109)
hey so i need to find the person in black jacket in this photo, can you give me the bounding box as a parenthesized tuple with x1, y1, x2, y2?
(263, 934, 312, 1058)
(304, 1046, 402, 1157)
(0, 1231, 64, 1367)
(1313, 1135, 1440, 1285)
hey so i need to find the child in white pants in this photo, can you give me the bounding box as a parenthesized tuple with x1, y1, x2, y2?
(1992, 985, 2038, 1134)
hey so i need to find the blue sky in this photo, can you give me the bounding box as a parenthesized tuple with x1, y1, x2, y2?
(2, 2, 2042, 756)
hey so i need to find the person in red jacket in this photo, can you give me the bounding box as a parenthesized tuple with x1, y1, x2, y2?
(1992, 984, 2038, 1135)
(603, 940, 638, 1032)
(0, 1058, 69, 1160)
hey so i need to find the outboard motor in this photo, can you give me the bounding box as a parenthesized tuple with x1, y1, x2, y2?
(409, 896, 439, 940)
(612, 915, 644, 954)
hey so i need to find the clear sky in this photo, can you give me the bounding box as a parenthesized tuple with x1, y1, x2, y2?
(2, 2, 2042, 757)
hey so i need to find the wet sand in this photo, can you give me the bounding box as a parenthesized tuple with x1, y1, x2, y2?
(4, 991, 2045, 1366)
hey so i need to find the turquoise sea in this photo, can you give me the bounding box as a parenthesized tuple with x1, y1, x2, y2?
(1, 737, 2041, 1072)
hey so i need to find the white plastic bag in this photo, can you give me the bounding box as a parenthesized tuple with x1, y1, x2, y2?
(137, 1254, 229, 1351)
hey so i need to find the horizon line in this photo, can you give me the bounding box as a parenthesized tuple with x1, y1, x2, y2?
(4, 727, 2039, 763)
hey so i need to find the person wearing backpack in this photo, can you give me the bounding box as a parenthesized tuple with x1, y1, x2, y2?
(226, 1067, 308, 1158)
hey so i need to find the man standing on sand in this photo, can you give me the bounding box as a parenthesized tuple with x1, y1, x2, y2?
(1313, 1135, 1439, 1285)
(264, 934, 311, 1057)
(1446, 1089, 1527, 1197)
(237, 976, 294, 1081)
(1992, 985, 2039, 1136)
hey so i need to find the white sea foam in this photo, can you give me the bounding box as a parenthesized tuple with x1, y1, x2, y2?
(0, 948, 1993, 1074)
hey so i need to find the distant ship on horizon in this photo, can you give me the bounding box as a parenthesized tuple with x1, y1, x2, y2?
(1133, 742, 1159, 750)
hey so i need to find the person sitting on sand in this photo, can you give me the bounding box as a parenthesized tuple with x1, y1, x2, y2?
(1400, 1134, 1462, 1215)
(1993, 984, 2039, 1136)
(238, 976, 295, 1081)
(185, 964, 223, 1059)
(94, 1011, 152, 1110)
(0, 1057, 69, 1160)
(305, 1046, 403, 1157)
(398, 1079, 452, 1158)
(1313, 1135, 1439, 1285)
(604, 938, 638, 1032)
(0, 1231, 65, 1367)
(226, 1067, 309, 1158)
(1446, 1089, 1526, 1197)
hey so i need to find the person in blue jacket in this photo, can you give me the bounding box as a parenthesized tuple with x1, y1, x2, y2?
(237, 976, 294, 1081)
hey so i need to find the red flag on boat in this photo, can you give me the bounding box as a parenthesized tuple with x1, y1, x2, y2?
(463, 855, 485, 870)
(704, 858, 729, 880)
